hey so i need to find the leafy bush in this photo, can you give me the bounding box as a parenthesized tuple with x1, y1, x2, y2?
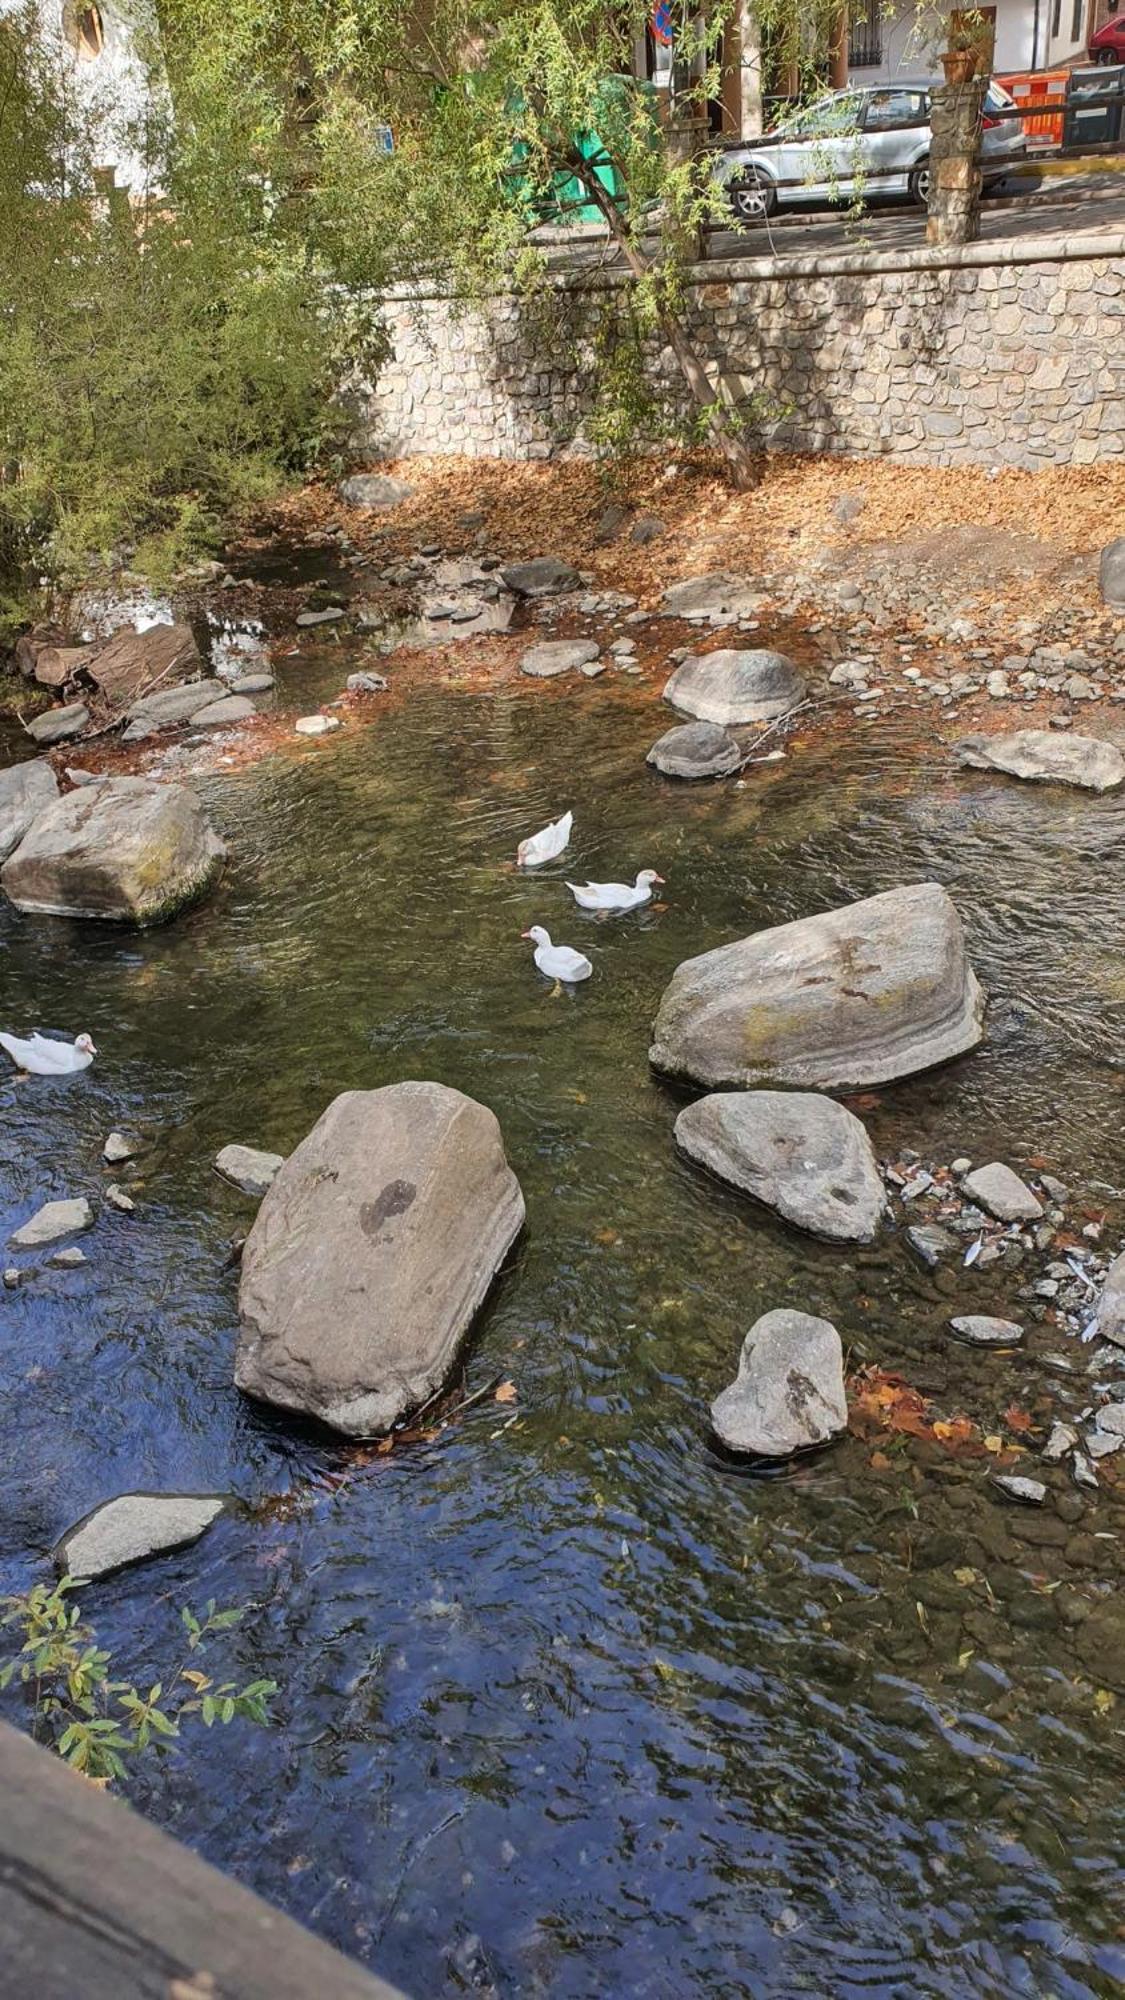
(1, 1579, 278, 1782)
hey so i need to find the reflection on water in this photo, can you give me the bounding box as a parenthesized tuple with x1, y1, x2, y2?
(2, 676, 1125, 1998)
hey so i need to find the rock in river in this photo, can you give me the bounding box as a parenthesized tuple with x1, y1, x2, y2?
(235, 1083, 525, 1435)
(215, 1143, 284, 1198)
(663, 649, 805, 726)
(520, 639, 599, 679)
(650, 882, 985, 1091)
(960, 1162, 1043, 1223)
(53, 1492, 228, 1583)
(122, 679, 228, 741)
(711, 1309, 847, 1458)
(500, 558, 580, 598)
(956, 730, 1125, 793)
(1, 775, 226, 926)
(674, 1090, 886, 1244)
(0, 759, 58, 864)
(25, 703, 89, 747)
(647, 720, 743, 780)
(949, 1314, 1025, 1347)
(9, 1197, 93, 1249)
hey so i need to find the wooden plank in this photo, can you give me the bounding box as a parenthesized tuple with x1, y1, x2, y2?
(0, 1721, 407, 2000)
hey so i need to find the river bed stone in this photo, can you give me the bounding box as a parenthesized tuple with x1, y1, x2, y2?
(674, 1090, 886, 1244)
(663, 648, 806, 726)
(0, 760, 59, 864)
(25, 704, 89, 746)
(949, 1314, 1025, 1346)
(235, 1083, 525, 1435)
(657, 573, 762, 623)
(9, 1197, 93, 1248)
(215, 1143, 285, 1198)
(53, 1492, 228, 1583)
(646, 720, 743, 779)
(650, 882, 986, 1091)
(960, 1162, 1043, 1223)
(520, 639, 599, 679)
(1, 776, 226, 926)
(710, 1309, 847, 1457)
(956, 730, 1125, 793)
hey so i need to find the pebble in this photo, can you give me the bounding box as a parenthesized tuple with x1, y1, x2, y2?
(1073, 1452, 1099, 1489)
(105, 1185, 135, 1213)
(993, 1475, 1047, 1506)
(295, 606, 346, 627)
(49, 1247, 87, 1269)
(950, 1157, 972, 1175)
(3, 1268, 22, 1289)
(346, 673, 388, 694)
(949, 1314, 1024, 1347)
(103, 1132, 138, 1164)
(295, 715, 341, 736)
(1094, 1401, 1125, 1437)
(1042, 1422, 1077, 1462)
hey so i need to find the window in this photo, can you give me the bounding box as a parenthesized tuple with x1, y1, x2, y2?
(61, 1, 105, 59)
(795, 92, 863, 138)
(849, 1, 883, 68)
(863, 89, 927, 130)
(1052, 0, 1063, 35)
(1072, 0, 1084, 35)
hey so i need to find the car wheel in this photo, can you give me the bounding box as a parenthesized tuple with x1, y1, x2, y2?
(908, 161, 930, 206)
(729, 171, 776, 223)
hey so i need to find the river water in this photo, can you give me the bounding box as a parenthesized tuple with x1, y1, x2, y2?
(2, 629, 1124, 1996)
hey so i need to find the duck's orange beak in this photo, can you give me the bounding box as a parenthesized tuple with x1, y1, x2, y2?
(653, 875, 666, 886)
(520, 931, 532, 940)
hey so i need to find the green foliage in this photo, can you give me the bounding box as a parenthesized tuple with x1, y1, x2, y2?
(0, 1580, 278, 1782)
(0, 1, 388, 623)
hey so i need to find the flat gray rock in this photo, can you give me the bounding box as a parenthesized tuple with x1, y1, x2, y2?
(663, 649, 805, 726)
(296, 606, 346, 627)
(1095, 1401, 1125, 1437)
(657, 573, 762, 623)
(102, 1132, 137, 1164)
(647, 720, 742, 780)
(123, 679, 227, 741)
(236, 1083, 525, 1435)
(956, 730, 1125, 794)
(1097, 1250, 1125, 1347)
(520, 639, 599, 679)
(338, 472, 414, 510)
(499, 558, 580, 598)
(711, 1309, 847, 1457)
(961, 1162, 1043, 1223)
(993, 1475, 1047, 1506)
(346, 672, 388, 694)
(675, 1090, 886, 1244)
(651, 882, 986, 1092)
(906, 1223, 959, 1269)
(215, 1143, 284, 1198)
(0, 760, 59, 864)
(49, 1246, 87, 1269)
(229, 672, 275, 695)
(1100, 536, 1125, 609)
(2, 775, 226, 926)
(9, 1197, 93, 1249)
(53, 1492, 227, 1583)
(949, 1314, 1025, 1347)
(190, 696, 256, 728)
(26, 704, 89, 746)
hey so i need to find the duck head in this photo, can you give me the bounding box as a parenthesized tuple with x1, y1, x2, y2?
(521, 927, 550, 946)
(75, 1033, 97, 1056)
(637, 871, 665, 888)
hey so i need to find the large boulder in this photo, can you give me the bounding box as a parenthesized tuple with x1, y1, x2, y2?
(235, 1084, 525, 1435)
(338, 471, 414, 510)
(956, 730, 1125, 794)
(53, 1493, 228, 1583)
(647, 720, 743, 780)
(650, 883, 985, 1091)
(1100, 537, 1125, 610)
(663, 649, 805, 726)
(0, 760, 59, 864)
(657, 573, 762, 623)
(85, 621, 202, 705)
(2, 776, 225, 925)
(710, 1309, 847, 1457)
(674, 1090, 886, 1244)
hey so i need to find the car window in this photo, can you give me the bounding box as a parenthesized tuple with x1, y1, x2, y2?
(793, 93, 863, 138)
(863, 89, 927, 131)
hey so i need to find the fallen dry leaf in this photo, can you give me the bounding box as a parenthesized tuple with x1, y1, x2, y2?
(494, 1379, 518, 1404)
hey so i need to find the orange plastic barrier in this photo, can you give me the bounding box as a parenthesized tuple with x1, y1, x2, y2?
(994, 69, 1068, 147)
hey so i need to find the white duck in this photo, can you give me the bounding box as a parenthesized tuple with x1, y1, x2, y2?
(521, 926, 592, 986)
(517, 810, 573, 868)
(567, 869, 665, 914)
(0, 1031, 97, 1076)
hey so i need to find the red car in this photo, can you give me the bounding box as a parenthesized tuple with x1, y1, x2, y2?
(1088, 11, 1125, 60)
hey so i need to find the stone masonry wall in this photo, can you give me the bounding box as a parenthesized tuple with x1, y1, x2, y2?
(366, 230, 1125, 471)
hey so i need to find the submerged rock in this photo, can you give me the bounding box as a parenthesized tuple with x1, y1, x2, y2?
(906, 1222, 958, 1269)
(295, 714, 341, 736)
(710, 1309, 847, 1457)
(215, 1143, 284, 1198)
(675, 1090, 886, 1244)
(663, 649, 805, 726)
(9, 1197, 93, 1248)
(0, 760, 59, 864)
(650, 883, 985, 1091)
(235, 1083, 525, 1435)
(25, 704, 89, 746)
(956, 730, 1125, 793)
(2, 776, 225, 926)
(102, 1132, 138, 1164)
(646, 720, 742, 780)
(53, 1492, 227, 1583)
(960, 1162, 1043, 1223)
(949, 1314, 1025, 1347)
(657, 573, 762, 623)
(520, 639, 599, 679)
(338, 471, 414, 510)
(500, 558, 580, 598)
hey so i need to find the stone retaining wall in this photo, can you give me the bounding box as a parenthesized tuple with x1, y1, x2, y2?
(365, 228, 1125, 470)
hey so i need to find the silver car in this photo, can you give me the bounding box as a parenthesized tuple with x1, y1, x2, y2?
(714, 80, 1027, 222)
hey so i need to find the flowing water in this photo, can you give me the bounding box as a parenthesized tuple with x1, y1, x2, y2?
(2, 630, 1125, 1997)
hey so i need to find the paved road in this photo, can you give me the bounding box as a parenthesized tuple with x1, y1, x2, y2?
(539, 169, 1125, 270)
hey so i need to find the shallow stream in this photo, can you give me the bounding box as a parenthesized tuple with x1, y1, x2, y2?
(2, 634, 1125, 1996)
